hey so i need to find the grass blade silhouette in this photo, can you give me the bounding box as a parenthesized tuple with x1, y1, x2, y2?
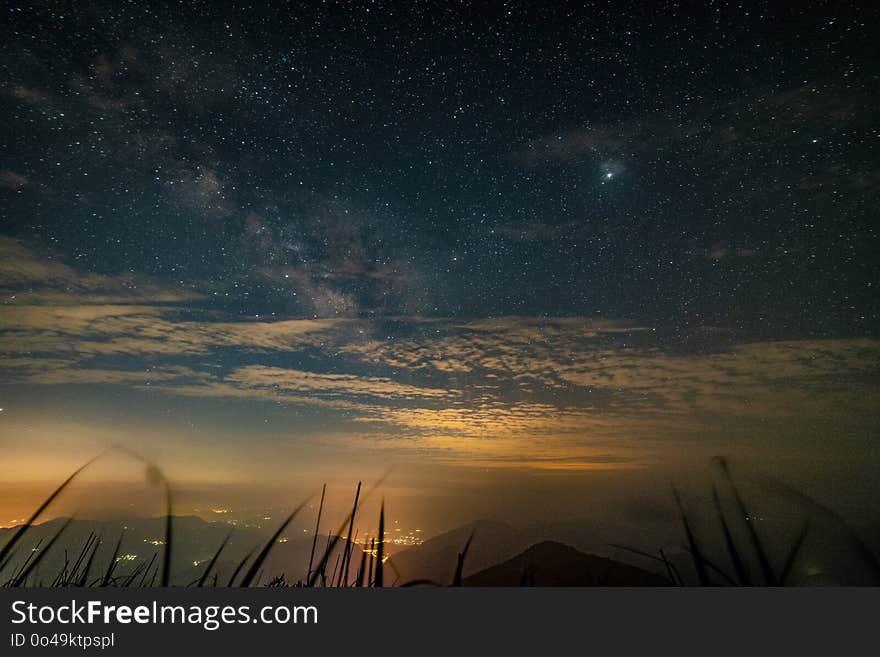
(77, 535, 102, 587)
(609, 543, 679, 585)
(779, 520, 810, 585)
(13, 518, 72, 587)
(122, 555, 153, 588)
(227, 548, 254, 587)
(682, 546, 736, 586)
(673, 486, 709, 586)
(306, 483, 326, 583)
(0, 547, 19, 577)
(659, 549, 682, 586)
(355, 543, 367, 587)
(8, 539, 42, 585)
(0, 452, 104, 572)
(338, 482, 361, 587)
(138, 558, 156, 588)
(374, 501, 385, 588)
(713, 457, 776, 584)
(712, 484, 750, 585)
(330, 554, 340, 586)
(101, 529, 125, 586)
(761, 475, 880, 578)
(102, 531, 125, 587)
(307, 475, 388, 587)
(609, 543, 664, 562)
(239, 498, 310, 587)
(197, 531, 232, 587)
(451, 530, 475, 587)
(308, 523, 348, 587)
(64, 533, 95, 586)
(161, 481, 173, 587)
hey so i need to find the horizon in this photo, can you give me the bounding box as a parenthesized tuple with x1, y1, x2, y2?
(2, 0, 879, 579)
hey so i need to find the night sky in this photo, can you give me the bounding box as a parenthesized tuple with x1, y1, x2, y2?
(1, 1, 878, 532)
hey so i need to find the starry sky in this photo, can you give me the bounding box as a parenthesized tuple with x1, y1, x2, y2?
(1, 1, 879, 531)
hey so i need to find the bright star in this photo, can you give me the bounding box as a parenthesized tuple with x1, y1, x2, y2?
(600, 160, 625, 181)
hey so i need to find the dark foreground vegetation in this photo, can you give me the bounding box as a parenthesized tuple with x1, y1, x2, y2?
(2, 450, 879, 587)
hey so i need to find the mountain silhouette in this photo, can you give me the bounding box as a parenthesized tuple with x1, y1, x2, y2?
(463, 540, 671, 586)
(387, 519, 524, 585)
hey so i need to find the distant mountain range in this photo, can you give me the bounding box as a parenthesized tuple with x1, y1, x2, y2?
(0, 515, 357, 586)
(1, 515, 671, 586)
(385, 519, 669, 586)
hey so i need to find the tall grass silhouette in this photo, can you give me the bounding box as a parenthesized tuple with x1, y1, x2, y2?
(2, 452, 878, 587)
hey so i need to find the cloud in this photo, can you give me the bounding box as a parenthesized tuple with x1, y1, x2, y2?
(517, 126, 630, 166)
(2, 237, 877, 469)
(224, 365, 457, 401)
(340, 316, 648, 375)
(3, 239, 875, 437)
(702, 243, 757, 261)
(516, 80, 871, 187)
(3, 360, 202, 387)
(516, 117, 684, 167)
(0, 305, 345, 357)
(0, 237, 200, 305)
(491, 221, 580, 242)
(0, 170, 28, 190)
(339, 319, 880, 424)
(4, 306, 877, 468)
(8, 85, 50, 105)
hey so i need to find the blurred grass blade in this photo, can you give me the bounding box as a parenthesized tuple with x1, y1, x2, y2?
(197, 531, 232, 587)
(227, 548, 254, 587)
(609, 543, 664, 563)
(779, 519, 810, 585)
(609, 544, 678, 585)
(673, 486, 709, 586)
(713, 457, 776, 585)
(659, 549, 682, 586)
(761, 475, 880, 578)
(0, 452, 104, 571)
(0, 548, 19, 577)
(239, 498, 309, 588)
(712, 484, 750, 585)
(683, 546, 736, 586)
(9, 539, 42, 585)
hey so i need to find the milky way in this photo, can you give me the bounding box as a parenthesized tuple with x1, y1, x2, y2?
(0, 2, 878, 529)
